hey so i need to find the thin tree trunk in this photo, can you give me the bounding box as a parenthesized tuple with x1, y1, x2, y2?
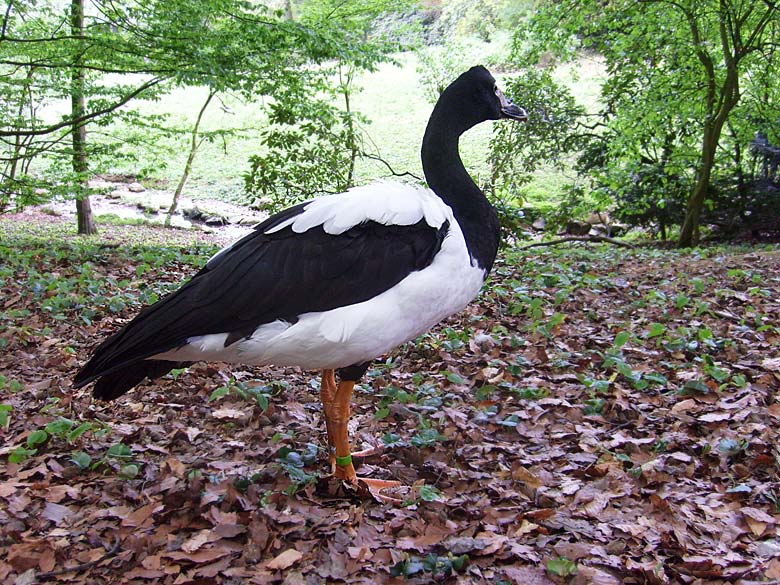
(71, 0, 96, 235)
(677, 1, 744, 247)
(165, 89, 215, 226)
(678, 139, 715, 247)
(338, 63, 357, 190)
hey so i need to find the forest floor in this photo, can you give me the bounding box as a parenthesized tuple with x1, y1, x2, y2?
(1, 214, 779, 584)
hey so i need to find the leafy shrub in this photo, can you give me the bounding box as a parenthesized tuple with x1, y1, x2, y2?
(244, 95, 361, 210)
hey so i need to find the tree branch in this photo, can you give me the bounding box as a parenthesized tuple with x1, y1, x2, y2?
(36, 536, 121, 579)
(361, 153, 422, 181)
(521, 235, 635, 249)
(1, 0, 12, 40)
(0, 77, 166, 137)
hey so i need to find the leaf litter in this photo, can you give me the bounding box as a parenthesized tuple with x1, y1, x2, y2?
(0, 217, 779, 583)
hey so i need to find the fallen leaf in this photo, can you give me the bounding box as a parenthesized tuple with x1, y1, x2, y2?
(121, 503, 159, 528)
(698, 411, 731, 423)
(181, 529, 213, 553)
(42, 502, 71, 525)
(762, 357, 780, 371)
(211, 408, 247, 420)
(164, 547, 233, 564)
(741, 507, 776, 524)
(265, 549, 303, 570)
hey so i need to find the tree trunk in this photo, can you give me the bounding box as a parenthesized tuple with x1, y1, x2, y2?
(165, 89, 215, 226)
(339, 64, 357, 190)
(678, 135, 716, 247)
(283, 0, 294, 20)
(71, 0, 96, 235)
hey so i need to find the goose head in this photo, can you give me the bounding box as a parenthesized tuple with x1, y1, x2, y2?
(432, 65, 527, 135)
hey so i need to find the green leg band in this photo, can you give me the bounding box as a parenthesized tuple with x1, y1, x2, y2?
(335, 454, 352, 467)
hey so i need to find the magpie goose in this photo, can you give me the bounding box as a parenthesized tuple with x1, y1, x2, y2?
(73, 66, 527, 501)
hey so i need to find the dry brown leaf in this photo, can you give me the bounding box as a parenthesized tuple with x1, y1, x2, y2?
(124, 567, 166, 580)
(698, 411, 731, 422)
(121, 503, 159, 528)
(741, 507, 776, 524)
(512, 465, 543, 488)
(347, 546, 373, 561)
(502, 565, 555, 585)
(0, 482, 19, 498)
(164, 547, 233, 564)
(42, 502, 71, 525)
(165, 457, 186, 477)
(181, 529, 213, 554)
(211, 407, 248, 420)
(762, 357, 780, 371)
(265, 549, 303, 570)
(141, 554, 162, 570)
(766, 558, 780, 579)
(744, 517, 767, 537)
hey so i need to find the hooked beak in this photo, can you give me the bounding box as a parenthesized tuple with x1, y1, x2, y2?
(497, 88, 528, 122)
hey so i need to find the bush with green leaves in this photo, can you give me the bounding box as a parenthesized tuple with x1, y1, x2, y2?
(244, 94, 360, 209)
(486, 68, 586, 236)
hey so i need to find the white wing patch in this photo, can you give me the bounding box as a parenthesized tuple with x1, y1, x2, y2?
(264, 182, 448, 236)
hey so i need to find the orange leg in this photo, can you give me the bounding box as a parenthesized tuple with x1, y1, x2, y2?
(320, 371, 401, 503)
(320, 369, 338, 471)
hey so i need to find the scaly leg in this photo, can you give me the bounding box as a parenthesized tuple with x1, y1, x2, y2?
(320, 375, 401, 503)
(320, 369, 338, 471)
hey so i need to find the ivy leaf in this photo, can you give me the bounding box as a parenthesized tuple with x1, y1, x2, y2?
(613, 330, 630, 348)
(444, 371, 466, 384)
(546, 557, 578, 576)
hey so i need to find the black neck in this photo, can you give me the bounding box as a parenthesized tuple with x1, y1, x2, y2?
(421, 110, 500, 273)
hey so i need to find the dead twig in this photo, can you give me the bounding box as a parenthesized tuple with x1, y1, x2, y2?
(521, 235, 635, 249)
(37, 536, 122, 581)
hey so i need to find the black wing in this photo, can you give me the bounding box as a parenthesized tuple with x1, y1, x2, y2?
(74, 206, 448, 396)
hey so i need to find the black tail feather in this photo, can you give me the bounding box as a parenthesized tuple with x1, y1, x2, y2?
(88, 360, 191, 401)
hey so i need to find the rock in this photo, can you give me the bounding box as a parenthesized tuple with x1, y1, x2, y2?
(127, 182, 146, 192)
(532, 217, 546, 231)
(585, 211, 611, 225)
(205, 215, 227, 226)
(107, 190, 123, 200)
(471, 333, 496, 353)
(87, 179, 115, 190)
(756, 540, 780, 558)
(592, 223, 628, 237)
(182, 206, 206, 221)
(565, 220, 591, 235)
(135, 202, 159, 215)
(238, 216, 261, 226)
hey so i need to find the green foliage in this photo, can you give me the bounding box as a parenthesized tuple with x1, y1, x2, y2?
(244, 91, 360, 207)
(433, 0, 508, 42)
(0, 404, 11, 428)
(276, 444, 319, 491)
(546, 556, 578, 577)
(209, 378, 279, 412)
(0, 0, 375, 220)
(416, 41, 476, 104)
(244, 0, 409, 211)
(487, 69, 586, 236)
(390, 552, 468, 579)
(515, 0, 780, 244)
